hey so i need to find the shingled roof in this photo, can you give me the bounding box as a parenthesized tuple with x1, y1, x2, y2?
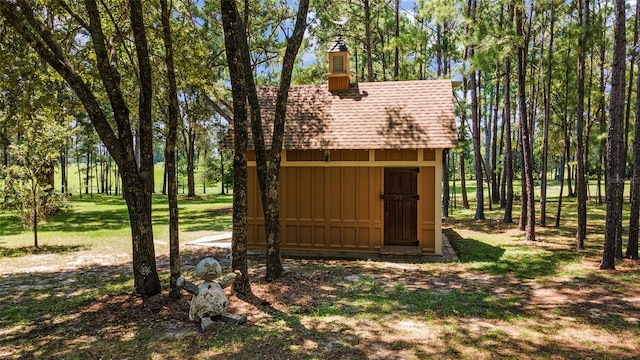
(226, 79, 457, 150)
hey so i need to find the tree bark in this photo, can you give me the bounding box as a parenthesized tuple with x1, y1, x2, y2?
(224, 0, 309, 281)
(443, 149, 450, 217)
(575, 0, 589, 249)
(468, 0, 484, 220)
(540, 0, 554, 227)
(0, 0, 162, 295)
(394, 0, 399, 80)
(628, 0, 640, 260)
(597, 33, 607, 205)
(364, 0, 374, 82)
(160, 0, 181, 299)
(460, 76, 470, 210)
(503, 54, 514, 224)
(185, 126, 196, 197)
(602, 0, 627, 269)
(220, 0, 252, 295)
(491, 68, 500, 205)
(516, 2, 535, 241)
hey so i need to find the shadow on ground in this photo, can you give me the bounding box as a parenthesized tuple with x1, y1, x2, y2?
(1, 234, 638, 359)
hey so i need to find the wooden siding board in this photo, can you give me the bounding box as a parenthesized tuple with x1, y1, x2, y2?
(246, 149, 442, 255)
(343, 167, 356, 221)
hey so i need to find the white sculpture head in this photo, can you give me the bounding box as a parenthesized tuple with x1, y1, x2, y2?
(195, 257, 222, 281)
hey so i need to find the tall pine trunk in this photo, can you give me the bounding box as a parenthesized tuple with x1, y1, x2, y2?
(627, 0, 640, 260)
(516, 2, 535, 241)
(540, 0, 554, 227)
(602, 0, 627, 269)
(460, 76, 470, 210)
(469, 0, 484, 220)
(503, 55, 514, 224)
(491, 70, 500, 205)
(557, 48, 572, 227)
(575, 0, 589, 249)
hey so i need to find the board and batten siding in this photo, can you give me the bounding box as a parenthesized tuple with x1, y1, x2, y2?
(246, 149, 443, 255)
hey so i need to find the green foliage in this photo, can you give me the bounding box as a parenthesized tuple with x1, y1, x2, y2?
(2, 118, 69, 244)
(201, 150, 233, 191)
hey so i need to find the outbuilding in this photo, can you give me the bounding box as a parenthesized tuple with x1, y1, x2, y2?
(237, 38, 457, 258)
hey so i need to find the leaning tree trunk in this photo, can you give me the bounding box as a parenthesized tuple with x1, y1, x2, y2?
(0, 0, 163, 296)
(602, 0, 627, 269)
(222, 0, 309, 281)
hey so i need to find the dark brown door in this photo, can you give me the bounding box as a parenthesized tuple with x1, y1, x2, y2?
(382, 168, 418, 246)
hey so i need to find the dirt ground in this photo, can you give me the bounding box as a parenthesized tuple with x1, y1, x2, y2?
(1, 229, 640, 359)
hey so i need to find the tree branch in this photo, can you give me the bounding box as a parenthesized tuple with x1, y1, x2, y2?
(56, 0, 89, 30)
(203, 94, 233, 123)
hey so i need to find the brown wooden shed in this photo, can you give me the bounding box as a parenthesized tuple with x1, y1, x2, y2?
(237, 79, 457, 258)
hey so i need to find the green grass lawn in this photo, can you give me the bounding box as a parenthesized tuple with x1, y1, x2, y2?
(0, 179, 639, 359)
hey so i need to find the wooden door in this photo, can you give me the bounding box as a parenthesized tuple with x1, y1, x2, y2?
(382, 168, 418, 246)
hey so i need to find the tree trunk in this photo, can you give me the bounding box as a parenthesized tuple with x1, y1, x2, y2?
(602, 0, 627, 269)
(129, 0, 162, 295)
(221, 0, 309, 281)
(186, 129, 196, 197)
(60, 145, 68, 194)
(468, 0, 484, 220)
(557, 48, 571, 227)
(364, 0, 374, 82)
(161, 0, 181, 299)
(460, 76, 470, 210)
(220, 151, 226, 195)
(394, 0, 399, 80)
(625, 3, 639, 183)
(540, 0, 554, 227)
(516, 2, 535, 241)
(33, 182, 38, 248)
(443, 149, 450, 217)
(86, 149, 91, 195)
(471, 69, 484, 220)
(75, 138, 82, 199)
(0, 0, 164, 295)
(575, 0, 589, 249)
(503, 53, 514, 223)
(597, 31, 607, 205)
(627, 0, 640, 260)
(118, 168, 160, 294)
(220, 0, 252, 295)
(162, 162, 167, 196)
(483, 73, 493, 211)
(491, 68, 500, 205)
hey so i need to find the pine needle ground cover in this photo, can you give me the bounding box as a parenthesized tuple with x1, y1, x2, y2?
(0, 195, 638, 359)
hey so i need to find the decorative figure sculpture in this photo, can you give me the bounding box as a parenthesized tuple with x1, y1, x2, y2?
(177, 257, 245, 330)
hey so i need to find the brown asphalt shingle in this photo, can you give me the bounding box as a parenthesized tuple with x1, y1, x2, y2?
(226, 79, 457, 150)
